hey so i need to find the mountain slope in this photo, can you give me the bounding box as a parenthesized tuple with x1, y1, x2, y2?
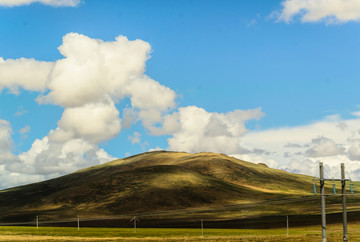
(0, 151, 356, 224)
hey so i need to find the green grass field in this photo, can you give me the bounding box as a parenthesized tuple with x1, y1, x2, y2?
(0, 223, 360, 241)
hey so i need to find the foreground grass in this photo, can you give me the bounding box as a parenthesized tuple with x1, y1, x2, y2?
(0, 223, 359, 241)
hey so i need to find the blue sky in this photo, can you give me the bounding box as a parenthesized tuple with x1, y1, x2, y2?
(1, 0, 360, 188)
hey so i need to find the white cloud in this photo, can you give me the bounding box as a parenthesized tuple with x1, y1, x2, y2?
(0, 57, 53, 94)
(276, 0, 360, 24)
(1, 33, 177, 142)
(19, 125, 30, 135)
(0, 33, 178, 188)
(50, 97, 121, 144)
(348, 141, 360, 160)
(306, 137, 345, 157)
(37, 34, 151, 107)
(5, 31, 360, 191)
(33, 33, 176, 134)
(0, 119, 18, 164)
(166, 106, 264, 154)
(0, 165, 45, 189)
(239, 114, 360, 180)
(0, 119, 43, 188)
(128, 132, 141, 144)
(11, 136, 116, 176)
(0, 0, 80, 7)
(122, 107, 138, 129)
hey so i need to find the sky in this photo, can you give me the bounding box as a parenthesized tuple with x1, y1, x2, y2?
(1, 0, 360, 188)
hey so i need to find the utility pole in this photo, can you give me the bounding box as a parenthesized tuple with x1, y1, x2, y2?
(77, 215, 80, 231)
(320, 162, 326, 242)
(341, 163, 348, 242)
(316, 162, 352, 241)
(36, 216, 38, 229)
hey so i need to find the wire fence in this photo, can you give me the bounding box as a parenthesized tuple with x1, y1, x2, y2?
(1, 194, 358, 228)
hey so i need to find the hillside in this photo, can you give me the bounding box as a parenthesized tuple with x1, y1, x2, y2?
(0, 151, 358, 227)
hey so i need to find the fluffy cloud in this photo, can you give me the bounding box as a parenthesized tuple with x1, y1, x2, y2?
(14, 136, 115, 175)
(276, 0, 360, 24)
(1, 33, 266, 189)
(166, 106, 264, 154)
(37, 34, 155, 107)
(0, 119, 44, 188)
(1, 33, 176, 142)
(0, 33, 178, 188)
(0, 119, 18, 164)
(0, 0, 80, 7)
(50, 98, 121, 143)
(0, 118, 116, 188)
(7, 31, 360, 190)
(239, 114, 360, 180)
(0, 57, 53, 94)
(306, 137, 345, 157)
(348, 141, 360, 160)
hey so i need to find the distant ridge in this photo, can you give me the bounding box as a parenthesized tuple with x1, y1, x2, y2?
(0, 151, 358, 226)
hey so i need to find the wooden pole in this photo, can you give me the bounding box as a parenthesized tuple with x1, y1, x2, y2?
(341, 163, 348, 242)
(320, 162, 326, 242)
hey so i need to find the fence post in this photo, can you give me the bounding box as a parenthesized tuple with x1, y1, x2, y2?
(287, 215, 289, 237)
(201, 219, 203, 236)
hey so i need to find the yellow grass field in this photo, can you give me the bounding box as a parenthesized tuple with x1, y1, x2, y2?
(0, 222, 359, 241)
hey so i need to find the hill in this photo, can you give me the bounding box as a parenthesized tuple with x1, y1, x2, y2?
(0, 151, 358, 227)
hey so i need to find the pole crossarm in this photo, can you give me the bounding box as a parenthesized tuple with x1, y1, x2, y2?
(313, 178, 351, 181)
(323, 194, 360, 197)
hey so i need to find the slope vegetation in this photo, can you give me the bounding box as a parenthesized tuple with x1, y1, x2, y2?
(0, 151, 356, 225)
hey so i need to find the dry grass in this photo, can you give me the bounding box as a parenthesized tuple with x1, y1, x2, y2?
(0, 223, 360, 241)
(0, 151, 359, 226)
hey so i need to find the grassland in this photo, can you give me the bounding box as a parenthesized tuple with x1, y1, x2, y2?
(0, 223, 360, 241)
(0, 151, 359, 229)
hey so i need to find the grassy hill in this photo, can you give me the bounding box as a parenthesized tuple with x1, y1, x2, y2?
(0, 151, 358, 227)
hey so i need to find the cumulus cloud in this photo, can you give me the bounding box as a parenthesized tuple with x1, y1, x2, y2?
(166, 106, 264, 154)
(0, 33, 178, 188)
(348, 141, 360, 160)
(239, 114, 360, 180)
(306, 137, 345, 157)
(1, 33, 176, 139)
(50, 97, 121, 143)
(276, 0, 360, 24)
(2, 33, 266, 189)
(9, 31, 360, 190)
(0, 118, 115, 188)
(15, 136, 115, 176)
(0, 119, 18, 164)
(0, 57, 53, 94)
(0, 0, 80, 7)
(0, 119, 43, 188)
